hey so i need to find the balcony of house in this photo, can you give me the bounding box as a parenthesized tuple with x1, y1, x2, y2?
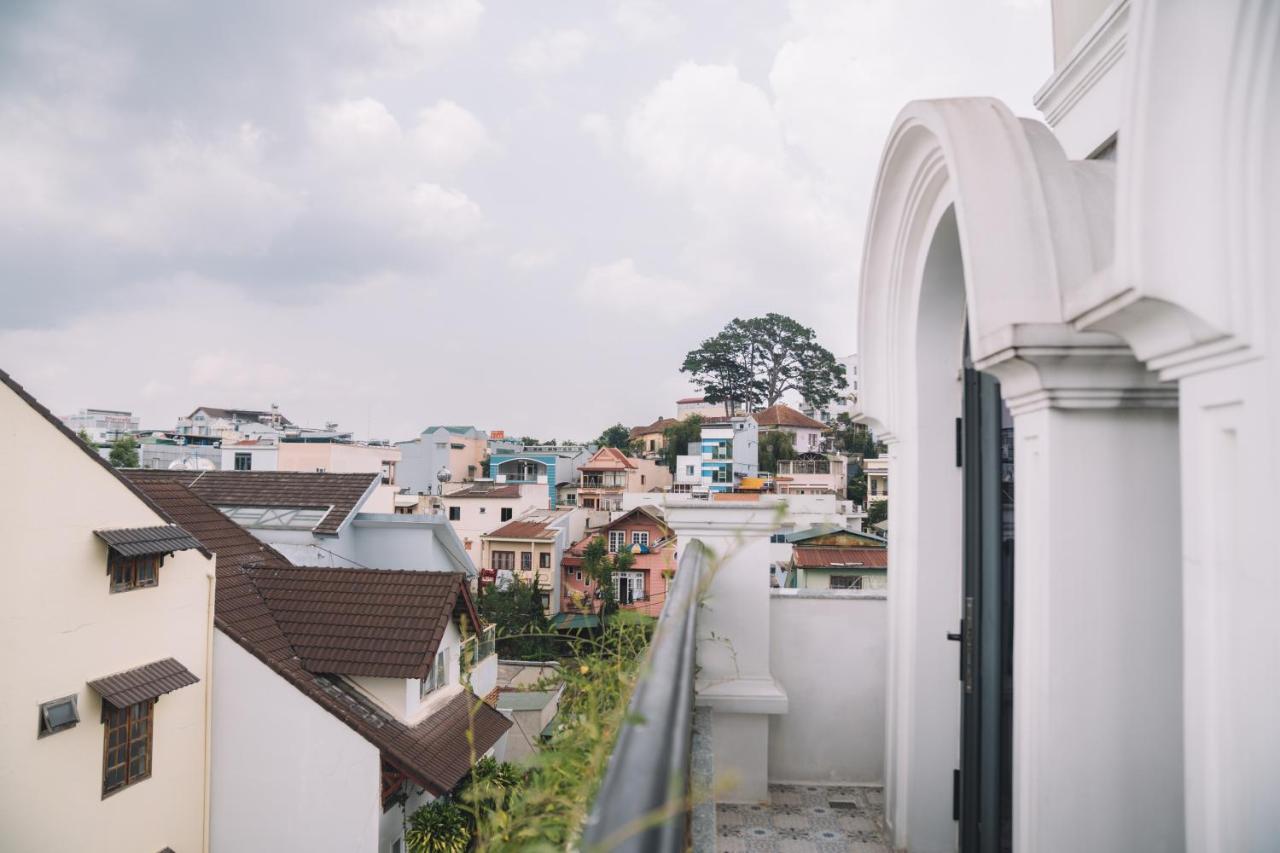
(579, 501, 890, 852)
(494, 460, 549, 484)
(580, 472, 627, 490)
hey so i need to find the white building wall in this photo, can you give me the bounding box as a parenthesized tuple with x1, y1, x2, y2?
(0, 380, 214, 853)
(212, 632, 380, 853)
(768, 591, 886, 784)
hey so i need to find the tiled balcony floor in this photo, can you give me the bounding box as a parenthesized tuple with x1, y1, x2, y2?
(715, 784, 892, 853)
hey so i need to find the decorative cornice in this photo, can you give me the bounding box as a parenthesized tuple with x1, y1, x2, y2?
(1034, 0, 1130, 128)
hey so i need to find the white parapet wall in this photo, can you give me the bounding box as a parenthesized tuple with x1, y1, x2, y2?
(767, 589, 887, 785)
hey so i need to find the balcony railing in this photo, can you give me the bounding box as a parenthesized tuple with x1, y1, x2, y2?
(776, 459, 833, 475)
(580, 541, 707, 852)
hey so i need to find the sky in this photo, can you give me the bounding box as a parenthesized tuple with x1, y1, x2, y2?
(0, 0, 1050, 442)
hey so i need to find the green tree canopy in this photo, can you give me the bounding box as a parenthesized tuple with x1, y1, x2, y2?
(108, 435, 139, 468)
(76, 428, 95, 446)
(865, 499, 888, 528)
(831, 412, 880, 459)
(681, 313, 847, 414)
(595, 423, 633, 450)
(580, 535, 636, 617)
(476, 575, 556, 660)
(661, 415, 703, 473)
(758, 430, 796, 474)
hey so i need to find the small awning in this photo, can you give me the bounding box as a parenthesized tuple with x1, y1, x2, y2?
(551, 613, 600, 630)
(88, 658, 200, 708)
(94, 525, 202, 557)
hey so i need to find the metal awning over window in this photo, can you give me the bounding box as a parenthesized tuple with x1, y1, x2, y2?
(94, 525, 202, 557)
(88, 658, 199, 708)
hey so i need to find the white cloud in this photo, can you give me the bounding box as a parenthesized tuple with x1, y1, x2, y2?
(613, 0, 682, 43)
(509, 29, 593, 76)
(579, 258, 706, 321)
(509, 248, 559, 272)
(409, 99, 497, 172)
(579, 112, 614, 151)
(400, 182, 485, 242)
(361, 0, 485, 75)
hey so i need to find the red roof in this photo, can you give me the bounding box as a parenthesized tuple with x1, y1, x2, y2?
(580, 446, 638, 472)
(792, 546, 889, 569)
(752, 403, 829, 430)
(676, 396, 706, 404)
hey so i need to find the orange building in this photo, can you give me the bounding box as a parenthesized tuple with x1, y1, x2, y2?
(560, 506, 676, 618)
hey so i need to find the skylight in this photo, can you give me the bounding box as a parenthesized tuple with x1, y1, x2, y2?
(220, 505, 329, 530)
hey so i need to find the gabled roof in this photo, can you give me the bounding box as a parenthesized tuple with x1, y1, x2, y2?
(120, 472, 509, 795)
(245, 566, 474, 679)
(565, 506, 670, 557)
(793, 546, 889, 570)
(135, 470, 380, 536)
(188, 406, 293, 425)
(580, 447, 638, 472)
(0, 368, 185, 530)
(485, 518, 559, 541)
(752, 403, 829, 430)
(630, 417, 681, 438)
(784, 525, 887, 545)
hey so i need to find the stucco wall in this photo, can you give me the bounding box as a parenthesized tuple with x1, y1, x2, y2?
(767, 591, 887, 785)
(0, 380, 214, 853)
(212, 632, 380, 853)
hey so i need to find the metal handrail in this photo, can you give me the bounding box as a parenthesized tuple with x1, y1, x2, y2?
(579, 541, 708, 852)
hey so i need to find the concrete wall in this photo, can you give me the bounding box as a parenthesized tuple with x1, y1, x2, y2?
(220, 443, 278, 471)
(0, 379, 214, 853)
(768, 590, 887, 784)
(212, 633, 379, 853)
(277, 442, 400, 478)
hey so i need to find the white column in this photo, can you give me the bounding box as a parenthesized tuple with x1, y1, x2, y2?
(981, 341, 1185, 853)
(664, 502, 788, 803)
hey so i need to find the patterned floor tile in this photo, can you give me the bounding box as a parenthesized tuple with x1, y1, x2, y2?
(715, 784, 892, 852)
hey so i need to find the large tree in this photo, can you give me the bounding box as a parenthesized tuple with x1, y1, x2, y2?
(758, 430, 796, 475)
(108, 435, 139, 468)
(661, 415, 703, 473)
(596, 423, 633, 450)
(681, 313, 847, 413)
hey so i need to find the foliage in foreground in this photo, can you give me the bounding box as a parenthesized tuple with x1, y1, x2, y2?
(405, 799, 469, 853)
(472, 617, 653, 852)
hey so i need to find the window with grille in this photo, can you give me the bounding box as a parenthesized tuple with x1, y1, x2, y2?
(539, 552, 550, 568)
(608, 531, 625, 553)
(830, 575, 863, 590)
(234, 452, 252, 471)
(109, 553, 160, 593)
(521, 552, 533, 571)
(631, 531, 649, 548)
(492, 551, 515, 572)
(102, 700, 153, 796)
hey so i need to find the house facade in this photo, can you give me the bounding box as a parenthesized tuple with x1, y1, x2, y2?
(560, 506, 676, 618)
(629, 416, 682, 457)
(577, 447, 672, 511)
(122, 472, 507, 853)
(751, 403, 830, 455)
(487, 445, 590, 508)
(784, 527, 888, 590)
(61, 407, 140, 442)
(854, 1, 1280, 850)
(478, 508, 585, 613)
(277, 438, 400, 486)
(1, 370, 214, 853)
(699, 417, 759, 493)
(437, 482, 549, 568)
(396, 426, 489, 495)
(775, 454, 849, 497)
(177, 405, 293, 440)
(861, 457, 888, 504)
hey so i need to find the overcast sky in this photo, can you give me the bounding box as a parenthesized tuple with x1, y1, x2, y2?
(0, 0, 1049, 441)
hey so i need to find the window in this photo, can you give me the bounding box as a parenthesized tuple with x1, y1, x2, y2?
(315, 467, 326, 473)
(575, 571, 582, 581)
(640, 475, 646, 485)
(448, 506, 461, 521)
(539, 552, 550, 569)
(479, 507, 487, 514)
(770, 533, 787, 543)
(38, 695, 79, 738)
(711, 467, 730, 484)
(648, 440, 655, 451)
(613, 571, 645, 605)
(632, 531, 649, 548)
(109, 552, 159, 593)
(685, 465, 695, 476)
(521, 552, 533, 571)
(492, 551, 515, 572)
(608, 530, 626, 553)
(102, 699, 153, 796)
(870, 480, 879, 496)
(234, 452, 251, 471)
(420, 646, 450, 697)
(830, 575, 863, 590)
(500, 507, 513, 522)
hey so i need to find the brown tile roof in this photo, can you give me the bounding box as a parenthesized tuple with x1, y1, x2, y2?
(485, 519, 557, 540)
(676, 396, 705, 404)
(752, 403, 829, 430)
(136, 470, 379, 536)
(88, 658, 200, 708)
(792, 546, 889, 569)
(120, 471, 509, 795)
(580, 447, 638, 471)
(444, 484, 523, 499)
(629, 417, 681, 438)
(94, 525, 203, 557)
(245, 566, 471, 679)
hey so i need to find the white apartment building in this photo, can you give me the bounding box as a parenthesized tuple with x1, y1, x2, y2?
(2, 370, 214, 853)
(61, 407, 140, 443)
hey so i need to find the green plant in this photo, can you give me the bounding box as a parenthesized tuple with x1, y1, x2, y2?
(405, 799, 469, 853)
(476, 576, 558, 660)
(595, 423, 632, 450)
(661, 415, 702, 473)
(866, 499, 888, 528)
(108, 435, 139, 467)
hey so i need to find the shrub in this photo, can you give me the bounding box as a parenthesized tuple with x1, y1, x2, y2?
(405, 799, 469, 853)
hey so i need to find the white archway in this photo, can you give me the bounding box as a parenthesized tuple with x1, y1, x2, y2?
(856, 97, 1185, 852)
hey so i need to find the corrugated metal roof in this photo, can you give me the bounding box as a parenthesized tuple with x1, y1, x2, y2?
(88, 657, 200, 708)
(793, 546, 890, 569)
(94, 525, 203, 557)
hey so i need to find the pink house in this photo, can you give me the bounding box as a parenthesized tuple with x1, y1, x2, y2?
(560, 506, 676, 618)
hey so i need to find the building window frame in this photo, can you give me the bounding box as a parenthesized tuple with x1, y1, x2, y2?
(448, 506, 461, 521)
(607, 530, 626, 553)
(234, 451, 252, 471)
(102, 699, 153, 797)
(500, 507, 513, 522)
(631, 531, 650, 548)
(539, 552, 550, 569)
(521, 552, 533, 572)
(109, 552, 160, 593)
(830, 575, 864, 590)
(38, 694, 80, 738)
(491, 551, 515, 572)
